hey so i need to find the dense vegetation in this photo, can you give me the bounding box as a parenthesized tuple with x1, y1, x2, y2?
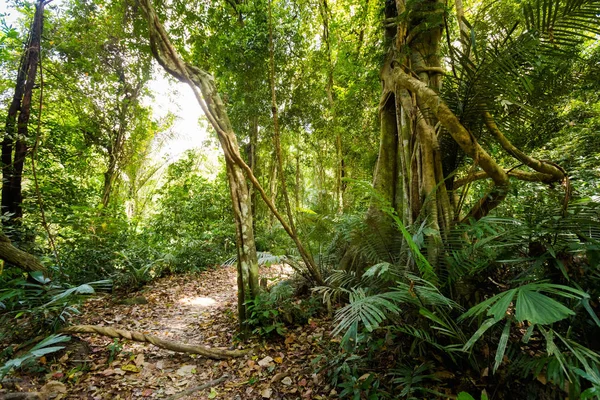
(1, 0, 599, 397)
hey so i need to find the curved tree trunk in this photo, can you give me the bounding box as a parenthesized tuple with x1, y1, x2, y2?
(137, 0, 324, 328)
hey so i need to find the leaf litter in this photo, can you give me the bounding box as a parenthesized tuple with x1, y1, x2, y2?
(5, 265, 335, 399)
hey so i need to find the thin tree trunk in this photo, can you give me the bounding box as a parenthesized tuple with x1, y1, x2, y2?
(267, 0, 296, 235)
(295, 152, 301, 210)
(138, 0, 324, 330)
(319, 0, 344, 213)
(267, 156, 278, 230)
(247, 116, 258, 226)
(101, 152, 118, 208)
(2, 0, 45, 224)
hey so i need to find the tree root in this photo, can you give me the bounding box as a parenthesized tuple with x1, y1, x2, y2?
(166, 374, 229, 400)
(61, 325, 248, 359)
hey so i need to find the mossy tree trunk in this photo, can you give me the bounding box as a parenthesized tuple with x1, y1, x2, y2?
(362, 0, 566, 271)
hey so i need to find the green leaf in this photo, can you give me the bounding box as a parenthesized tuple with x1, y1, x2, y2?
(459, 294, 505, 322)
(522, 324, 535, 343)
(487, 289, 517, 322)
(493, 320, 511, 373)
(581, 297, 600, 328)
(362, 262, 391, 278)
(457, 392, 476, 400)
(463, 318, 497, 352)
(515, 290, 575, 325)
(541, 328, 569, 378)
(30, 271, 51, 284)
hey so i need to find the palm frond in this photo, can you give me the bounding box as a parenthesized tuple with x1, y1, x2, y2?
(523, 0, 600, 47)
(332, 288, 402, 341)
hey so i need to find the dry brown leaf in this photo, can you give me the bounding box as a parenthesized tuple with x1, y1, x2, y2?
(261, 387, 273, 398)
(258, 356, 273, 367)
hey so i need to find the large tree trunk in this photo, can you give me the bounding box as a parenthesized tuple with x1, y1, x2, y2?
(2, 0, 45, 225)
(355, 0, 566, 274)
(370, 0, 505, 267)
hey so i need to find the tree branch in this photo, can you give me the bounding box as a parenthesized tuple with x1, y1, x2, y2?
(453, 168, 558, 189)
(166, 374, 229, 400)
(0, 233, 46, 272)
(483, 111, 565, 181)
(392, 67, 510, 220)
(136, 0, 324, 285)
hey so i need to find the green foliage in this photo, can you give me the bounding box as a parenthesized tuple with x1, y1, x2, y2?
(245, 281, 322, 337)
(324, 194, 600, 396)
(332, 288, 401, 346)
(0, 334, 70, 379)
(106, 339, 123, 364)
(114, 250, 165, 289)
(143, 152, 235, 273)
(0, 0, 598, 397)
(457, 391, 489, 400)
(392, 362, 441, 399)
(337, 370, 383, 400)
(0, 269, 111, 343)
(317, 351, 387, 400)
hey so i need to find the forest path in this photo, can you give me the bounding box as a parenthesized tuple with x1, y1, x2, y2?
(53, 265, 333, 399)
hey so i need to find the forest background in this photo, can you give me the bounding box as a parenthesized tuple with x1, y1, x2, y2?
(0, 0, 599, 397)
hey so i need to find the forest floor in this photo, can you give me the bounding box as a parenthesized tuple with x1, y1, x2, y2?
(3, 265, 336, 400)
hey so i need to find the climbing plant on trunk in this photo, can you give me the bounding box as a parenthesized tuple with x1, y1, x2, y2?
(137, 0, 325, 327)
(359, 0, 577, 270)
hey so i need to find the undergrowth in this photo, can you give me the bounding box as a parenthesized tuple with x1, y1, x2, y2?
(317, 198, 600, 399)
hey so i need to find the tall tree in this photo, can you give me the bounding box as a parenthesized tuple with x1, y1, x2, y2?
(2, 0, 46, 226)
(48, 0, 154, 212)
(137, 0, 326, 326)
(348, 0, 595, 272)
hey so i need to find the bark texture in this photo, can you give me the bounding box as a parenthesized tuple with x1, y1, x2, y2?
(2, 0, 45, 224)
(354, 0, 567, 272)
(137, 0, 324, 328)
(0, 233, 46, 272)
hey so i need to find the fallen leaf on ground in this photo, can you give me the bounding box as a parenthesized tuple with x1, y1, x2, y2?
(121, 364, 141, 373)
(258, 356, 273, 367)
(176, 364, 196, 376)
(261, 387, 273, 398)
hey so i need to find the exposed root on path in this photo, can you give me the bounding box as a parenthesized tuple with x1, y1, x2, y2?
(61, 325, 249, 359)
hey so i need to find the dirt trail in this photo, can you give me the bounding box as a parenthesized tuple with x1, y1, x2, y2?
(33, 265, 334, 399)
